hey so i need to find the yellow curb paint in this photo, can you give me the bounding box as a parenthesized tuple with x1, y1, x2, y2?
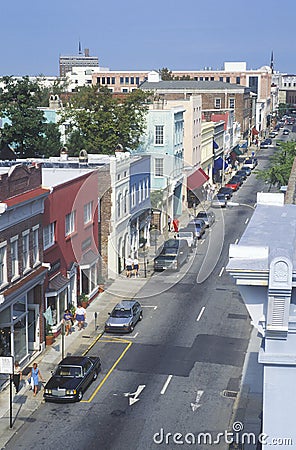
(81, 340, 132, 403)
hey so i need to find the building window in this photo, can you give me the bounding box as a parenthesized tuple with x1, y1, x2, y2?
(32, 226, 39, 266)
(199, 77, 203, 81)
(155, 158, 164, 177)
(107, 77, 110, 84)
(65, 211, 75, 237)
(122, 88, 128, 93)
(102, 77, 106, 84)
(226, 77, 230, 83)
(219, 77, 223, 82)
(215, 98, 221, 109)
(155, 125, 164, 145)
(43, 222, 55, 249)
(112, 77, 115, 84)
(236, 76, 240, 84)
(120, 77, 124, 84)
(84, 201, 93, 224)
(210, 77, 214, 81)
(249, 76, 258, 94)
(130, 77, 134, 84)
(0, 242, 7, 286)
(123, 190, 128, 214)
(96, 77, 100, 84)
(117, 193, 122, 218)
(136, 77, 140, 85)
(125, 77, 129, 84)
(10, 236, 19, 279)
(22, 231, 30, 272)
(229, 98, 235, 109)
(131, 185, 136, 208)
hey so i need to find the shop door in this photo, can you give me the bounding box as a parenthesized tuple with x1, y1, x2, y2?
(28, 305, 40, 351)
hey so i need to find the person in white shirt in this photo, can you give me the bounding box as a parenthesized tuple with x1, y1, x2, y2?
(133, 257, 139, 277)
(75, 305, 86, 331)
(125, 255, 133, 278)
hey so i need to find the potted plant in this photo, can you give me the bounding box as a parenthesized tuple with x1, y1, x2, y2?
(98, 275, 105, 293)
(45, 323, 55, 346)
(78, 293, 89, 309)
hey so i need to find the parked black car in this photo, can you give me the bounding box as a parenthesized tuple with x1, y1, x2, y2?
(234, 170, 247, 180)
(217, 187, 233, 199)
(154, 239, 189, 271)
(44, 356, 101, 402)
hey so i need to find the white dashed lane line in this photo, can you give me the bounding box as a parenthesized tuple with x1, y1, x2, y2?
(196, 306, 205, 322)
(160, 375, 173, 395)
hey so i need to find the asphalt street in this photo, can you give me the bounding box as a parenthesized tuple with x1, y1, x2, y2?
(4, 145, 277, 450)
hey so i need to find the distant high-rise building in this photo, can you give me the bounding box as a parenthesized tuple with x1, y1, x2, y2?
(59, 44, 99, 77)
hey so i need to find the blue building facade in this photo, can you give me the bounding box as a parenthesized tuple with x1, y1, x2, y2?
(129, 155, 151, 256)
(135, 105, 185, 230)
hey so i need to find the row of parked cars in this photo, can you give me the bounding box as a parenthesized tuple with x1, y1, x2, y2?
(212, 157, 257, 207)
(153, 210, 216, 271)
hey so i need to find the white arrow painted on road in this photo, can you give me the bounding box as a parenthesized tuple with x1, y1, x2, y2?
(190, 390, 204, 411)
(124, 384, 146, 406)
(142, 305, 158, 310)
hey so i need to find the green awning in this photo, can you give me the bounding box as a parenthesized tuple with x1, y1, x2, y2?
(233, 146, 243, 156)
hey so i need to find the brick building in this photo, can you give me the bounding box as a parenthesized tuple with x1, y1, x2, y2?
(0, 164, 49, 364)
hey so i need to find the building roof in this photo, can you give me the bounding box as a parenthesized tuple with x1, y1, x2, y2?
(42, 167, 96, 188)
(140, 80, 248, 92)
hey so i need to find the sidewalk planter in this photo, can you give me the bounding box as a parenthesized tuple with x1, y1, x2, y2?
(45, 324, 55, 345)
(78, 293, 89, 309)
(98, 284, 104, 293)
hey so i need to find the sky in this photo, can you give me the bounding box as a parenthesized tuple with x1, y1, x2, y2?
(0, 0, 295, 77)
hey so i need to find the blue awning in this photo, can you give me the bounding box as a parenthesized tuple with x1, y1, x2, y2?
(213, 157, 228, 173)
(213, 140, 219, 150)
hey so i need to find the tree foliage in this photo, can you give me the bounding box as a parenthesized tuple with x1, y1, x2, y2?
(256, 141, 296, 187)
(60, 86, 150, 155)
(0, 76, 62, 157)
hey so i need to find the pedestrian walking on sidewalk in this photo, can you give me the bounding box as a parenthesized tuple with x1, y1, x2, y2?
(133, 256, 139, 277)
(28, 363, 44, 397)
(167, 215, 172, 232)
(172, 218, 179, 233)
(125, 255, 133, 278)
(63, 309, 73, 336)
(13, 361, 22, 393)
(75, 305, 86, 331)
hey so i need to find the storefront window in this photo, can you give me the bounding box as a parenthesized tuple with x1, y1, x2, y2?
(48, 297, 58, 325)
(0, 328, 11, 356)
(14, 318, 27, 361)
(82, 269, 90, 294)
(13, 296, 26, 320)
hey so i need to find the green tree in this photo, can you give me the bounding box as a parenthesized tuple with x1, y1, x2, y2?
(61, 86, 150, 154)
(0, 76, 62, 157)
(159, 68, 174, 80)
(256, 141, 296, 187)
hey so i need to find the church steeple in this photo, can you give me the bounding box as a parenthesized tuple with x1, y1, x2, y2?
(78, 40, 82, 55)
(270, 50, 274, 74)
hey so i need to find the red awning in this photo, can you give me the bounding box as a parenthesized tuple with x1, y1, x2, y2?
(252, 127, 259, 136)
(187, 168, 209, 191)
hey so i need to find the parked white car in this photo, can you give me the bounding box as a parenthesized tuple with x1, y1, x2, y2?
(175, 230, 197, 251)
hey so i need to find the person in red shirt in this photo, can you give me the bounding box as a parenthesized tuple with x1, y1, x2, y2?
(172, 218, 179, 233)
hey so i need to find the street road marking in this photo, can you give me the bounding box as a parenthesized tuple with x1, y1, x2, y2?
(235, 238, 239, 244)
(218, 267, 225, 277)
(81, 338, 132, 403)
(191, 390, 204, 411)
(196, 307, 205, 322)
(124, 384, 146, 406)
(142, 305, 158, 310)
(160, 375, 173, 395)
(245, 218, 249, 224)
(200, 240, 205, 245)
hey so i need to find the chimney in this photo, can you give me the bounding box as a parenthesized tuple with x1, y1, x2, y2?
(84, 48, 90, 57)
(60, 146, 68, 161)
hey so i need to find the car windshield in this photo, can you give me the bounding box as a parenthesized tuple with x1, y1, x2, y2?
(178, 232, 191, 238)
(111, 309, 132, 318)
(197, 212, 207, 218)
(56, 365, 82, 378)
(161, 248, 177, 256)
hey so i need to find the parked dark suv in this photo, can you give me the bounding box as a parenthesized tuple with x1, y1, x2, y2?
(154, 239, 189, 271)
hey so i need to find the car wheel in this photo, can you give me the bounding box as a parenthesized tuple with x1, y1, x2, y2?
(77, 390, 83, 401)
(93, 370, 99, 381)
(139, 312, 143, 321)
(130, 325, 134, 332)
